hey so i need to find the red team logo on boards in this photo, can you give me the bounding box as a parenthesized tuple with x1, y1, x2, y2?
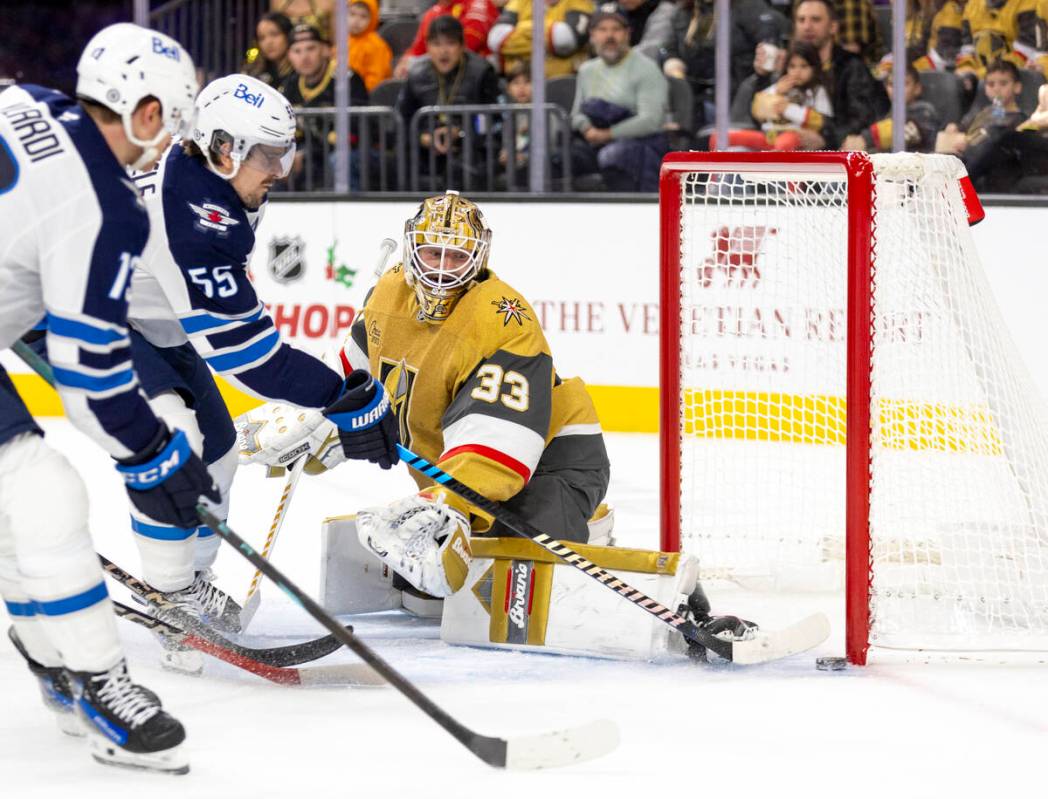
(699, 226, 777, 289)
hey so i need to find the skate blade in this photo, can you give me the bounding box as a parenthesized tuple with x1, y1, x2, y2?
(89, 740, 189, 775)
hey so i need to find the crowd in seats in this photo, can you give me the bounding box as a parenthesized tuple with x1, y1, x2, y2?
(241, 0, 1048, 193)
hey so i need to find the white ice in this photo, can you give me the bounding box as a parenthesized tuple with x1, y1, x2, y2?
(2, 420, 1045, 797)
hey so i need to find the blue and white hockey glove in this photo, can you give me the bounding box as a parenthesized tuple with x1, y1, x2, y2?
(116, 426, 221, 528)
(323, 370, 400, 470)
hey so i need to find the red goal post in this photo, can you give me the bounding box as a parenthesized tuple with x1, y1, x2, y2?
(658, 151, 1047, 665)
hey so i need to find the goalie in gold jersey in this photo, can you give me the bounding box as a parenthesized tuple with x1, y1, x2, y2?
(236, 192, 778, 661)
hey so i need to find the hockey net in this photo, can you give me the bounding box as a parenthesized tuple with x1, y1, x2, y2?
(659, 152, 1048, 662)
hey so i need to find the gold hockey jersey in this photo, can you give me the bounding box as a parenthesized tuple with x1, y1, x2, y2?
(339, 266, 605, 529)
(956, 0, 1048, 77)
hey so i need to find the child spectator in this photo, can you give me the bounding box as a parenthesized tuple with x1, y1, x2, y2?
(488, 0, 594, 78)
(935, 58, 1027, 156)
(347, 0, 393, 92)
(393, 0, 500, 77)
(964, 84, 1048, 191)
(843, 63, 942, 152)
(725, 41, 832, 151)
(499, 60, 533, 171)
(244, 12, 295, 88)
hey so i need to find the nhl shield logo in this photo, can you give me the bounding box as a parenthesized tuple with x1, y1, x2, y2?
(268, 236, 305, 283)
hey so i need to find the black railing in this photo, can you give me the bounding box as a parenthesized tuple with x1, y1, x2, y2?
(407, 103, 572, 194)
(286, 107, 406, 192)
(149, 0, 269, 82)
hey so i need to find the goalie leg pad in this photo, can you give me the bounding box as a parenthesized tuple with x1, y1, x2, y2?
(441, 537, 698, 660)
(320, 515, 403, 615)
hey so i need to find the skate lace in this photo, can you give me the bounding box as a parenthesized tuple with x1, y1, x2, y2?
(93, 664, 159, 729)
(186, 574, 228, 616)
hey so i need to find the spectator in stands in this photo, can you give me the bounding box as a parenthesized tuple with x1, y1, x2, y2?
(936, 59, 1028, 188)
(397, 16, 500, 181)
(956, 0, 1048, 81)
(842, 63, 942, 151)
(748, 0, 887, 148)
(727, 40, 833, 150)
(393, 0, 499, 78)
(570, 7, 669, 191)
(281, 24, 368, 187)
(488, 0, 594, 78)
(498, 59, 534, 174)
(662, 0, 788, 129)
(348, 0, 393, 91)
(963, 83, 1048, 192)
(835, 0, 884, 64)
(245, 12, 295, 88)
(595, 0, 677, 63)
(874, 0, 965, 78)
(272, 0, 334, 38)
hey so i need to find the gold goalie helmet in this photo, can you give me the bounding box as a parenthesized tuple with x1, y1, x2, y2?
(404, 190, 492, 323)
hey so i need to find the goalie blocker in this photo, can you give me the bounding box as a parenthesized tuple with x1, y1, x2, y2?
(320, 515, 710, 660)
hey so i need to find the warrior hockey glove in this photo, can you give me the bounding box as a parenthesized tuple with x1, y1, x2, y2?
(322, 369, 400, 469)
(116, 426, 221, 528)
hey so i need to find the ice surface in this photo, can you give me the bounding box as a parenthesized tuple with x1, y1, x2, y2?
(2, 421, 1045, 796)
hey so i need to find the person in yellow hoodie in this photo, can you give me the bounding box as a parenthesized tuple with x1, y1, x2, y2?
(347, 0, 393, 91)
(488, 0, 595, 77)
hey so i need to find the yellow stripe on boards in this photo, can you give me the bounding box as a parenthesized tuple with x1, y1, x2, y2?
(11, 374, 1003, 452)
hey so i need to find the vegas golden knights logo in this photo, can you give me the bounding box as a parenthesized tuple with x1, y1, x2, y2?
(379, 357, 418, 448)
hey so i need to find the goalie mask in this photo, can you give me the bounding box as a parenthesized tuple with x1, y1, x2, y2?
(404, 191, 492, 324)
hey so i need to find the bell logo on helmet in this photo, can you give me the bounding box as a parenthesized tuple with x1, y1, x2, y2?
(233, 82, 265, 109)
(151, 37, 181, 61)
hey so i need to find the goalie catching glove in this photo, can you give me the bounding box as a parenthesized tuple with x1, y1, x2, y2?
(356, 492, 472, 597)
(235, 369, 399, 473)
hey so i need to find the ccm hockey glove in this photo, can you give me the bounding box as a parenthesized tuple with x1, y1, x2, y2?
(323, 369, 400, 469)
(116, 426, 221, 528)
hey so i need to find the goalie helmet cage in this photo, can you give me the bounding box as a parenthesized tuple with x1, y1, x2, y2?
(659, 151, 1048, 665)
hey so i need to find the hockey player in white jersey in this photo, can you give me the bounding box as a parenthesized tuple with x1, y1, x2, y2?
(0, 25, 213, 773)
(123, 72, 399, 638)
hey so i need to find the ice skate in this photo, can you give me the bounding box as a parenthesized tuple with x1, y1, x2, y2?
(7, 627, 83, 737)
(71, 658, 188, 775)
(144, 569, 243, 635)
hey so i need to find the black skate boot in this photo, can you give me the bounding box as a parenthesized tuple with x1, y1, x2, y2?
(7, 627, 83, 737)
(71, 658, 188, 774)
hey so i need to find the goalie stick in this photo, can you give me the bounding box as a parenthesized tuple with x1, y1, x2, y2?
(111, 600, 384, 687)
(100, 555, 347, 669)
(196, 506, 619, 771)
(395, 445, 829, 664)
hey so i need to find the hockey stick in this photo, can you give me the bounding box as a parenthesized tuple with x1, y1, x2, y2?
(237, 237, 398, 627)
(111, 600, 384, 687)
(395, 445, 829, 664)
(100, 555, 352, 669)
(196, 505, 618, 770)
(240, 456, 307, 630)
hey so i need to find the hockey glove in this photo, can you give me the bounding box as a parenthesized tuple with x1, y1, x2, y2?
(322, 370, 400, 469)
(116, 426, 221, 529)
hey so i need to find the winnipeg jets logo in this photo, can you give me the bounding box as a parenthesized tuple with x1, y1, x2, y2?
(492, 296, 531, 327)
(189, 202, 240, 234)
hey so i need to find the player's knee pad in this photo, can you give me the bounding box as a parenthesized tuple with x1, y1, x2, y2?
(192, 443, 236, 572)
(0, 433, 92, 576)
(441, 538, 699, 660)
(320, 515, 406, 615)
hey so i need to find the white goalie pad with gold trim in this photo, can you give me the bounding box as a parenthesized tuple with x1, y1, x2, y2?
(441, 538, 700, 660)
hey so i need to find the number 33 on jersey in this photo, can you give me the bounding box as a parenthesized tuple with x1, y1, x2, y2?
(340, 265, 605, 529)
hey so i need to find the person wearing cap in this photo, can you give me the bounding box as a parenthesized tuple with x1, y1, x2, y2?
(396, 15, 500, 185)
(280, 23, 368, 187)
(570, 7, 669, 191)
(599, 0, 676, 63)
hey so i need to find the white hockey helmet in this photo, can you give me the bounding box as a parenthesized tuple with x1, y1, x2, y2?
(76, 23, 198, 169)
(191, 74, 297, 181)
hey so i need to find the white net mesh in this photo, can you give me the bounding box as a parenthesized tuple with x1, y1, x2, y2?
(673, 153, 1048, 653)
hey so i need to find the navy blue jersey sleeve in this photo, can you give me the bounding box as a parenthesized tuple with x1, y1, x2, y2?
(37, 96, 164, 458)
(160, 151, 342, 407)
